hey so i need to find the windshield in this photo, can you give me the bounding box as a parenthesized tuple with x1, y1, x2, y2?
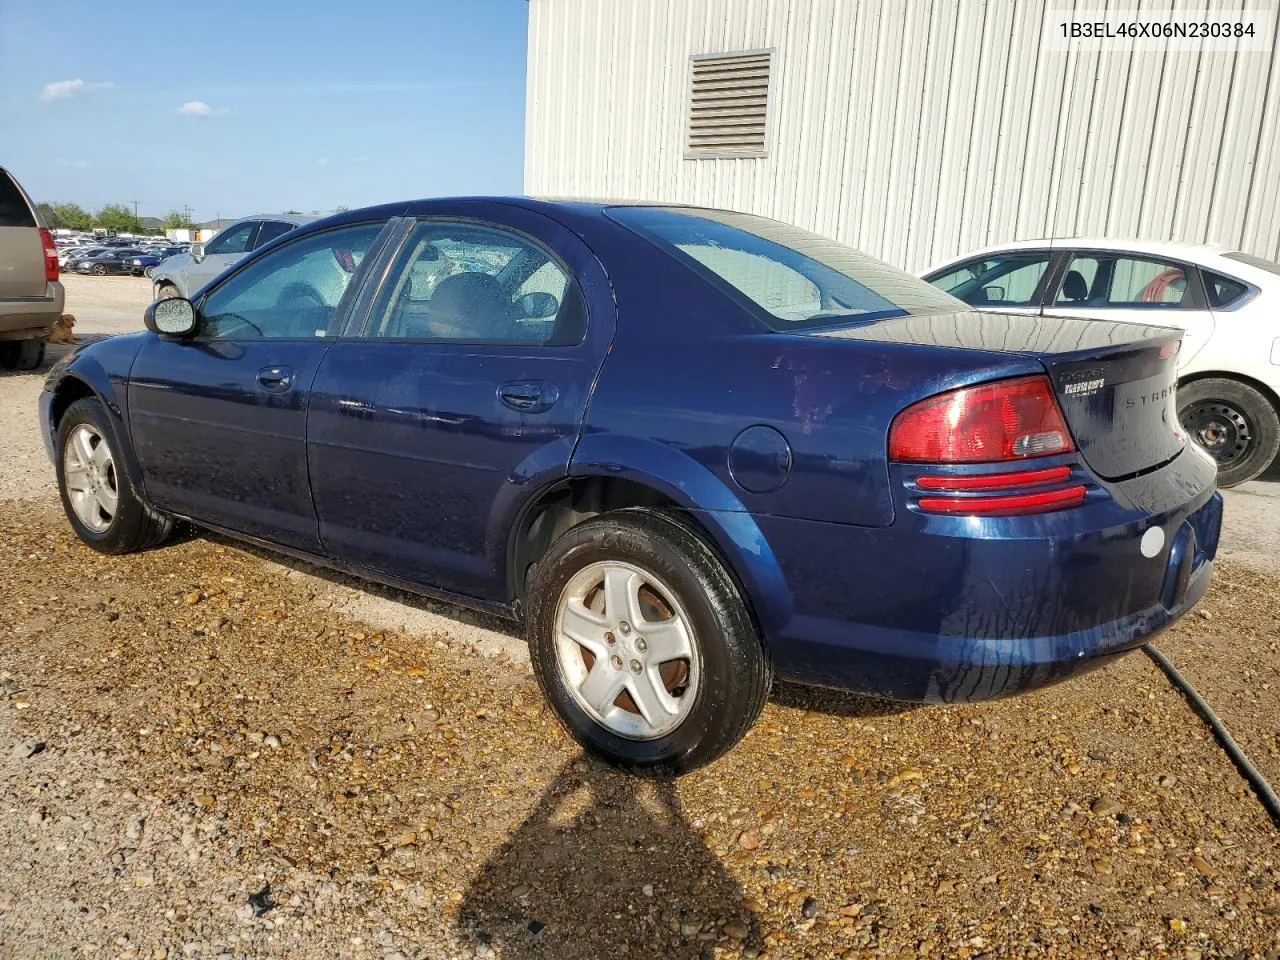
(607, 206, 965, 330)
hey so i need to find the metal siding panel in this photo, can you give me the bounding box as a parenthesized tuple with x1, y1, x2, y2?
(526, 0, 1280, 266)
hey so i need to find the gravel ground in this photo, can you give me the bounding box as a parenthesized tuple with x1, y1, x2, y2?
(0, 276, 1278, 959)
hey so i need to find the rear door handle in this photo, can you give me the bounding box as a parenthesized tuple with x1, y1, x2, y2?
(257, 365, 295, 393)
(499, 380, 559, 413)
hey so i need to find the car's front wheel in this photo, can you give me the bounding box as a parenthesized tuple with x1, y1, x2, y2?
(92, 263, 107, 276)
(1178, 378, 1280, 487)
(155, 282, 180, 300)
(527, 509, 771, 773)
(143, 266, 156, 279)
(56, 398, 173, 554)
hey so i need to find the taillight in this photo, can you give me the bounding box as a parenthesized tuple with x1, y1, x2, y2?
(39, 228, 59, 282)
(889, 375, 1075, 463)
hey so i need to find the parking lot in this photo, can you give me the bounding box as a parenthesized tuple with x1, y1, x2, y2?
(1, 276, 1278, 959)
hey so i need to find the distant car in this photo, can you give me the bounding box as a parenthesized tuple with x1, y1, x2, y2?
(129, 248, 185, 278)
(62, 246, 108, 270)
(41, 199, 1223, 772)
(75, 248, 146, 276)
(923, 239, 1280, 486)
(0, 165, 63, 369)
(152, 215, 316, 299)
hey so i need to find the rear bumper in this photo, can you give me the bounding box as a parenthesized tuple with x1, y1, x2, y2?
(0, 282, 64, 339)
(750, 448, 1222, 702)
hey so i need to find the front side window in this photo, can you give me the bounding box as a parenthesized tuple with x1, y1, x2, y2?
(367, 220, 581, 345)
(1056, 254, 1188, 308)
(204, 221, 258, 256)
(199, 222, 384, 340)
(608, 206, 963, 330)
(929, 252, 1051, 308)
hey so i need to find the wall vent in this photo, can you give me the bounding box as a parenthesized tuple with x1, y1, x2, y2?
(686, 49, 773, 158)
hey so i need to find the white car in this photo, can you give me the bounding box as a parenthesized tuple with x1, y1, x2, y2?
(922, 239, 1280, 486)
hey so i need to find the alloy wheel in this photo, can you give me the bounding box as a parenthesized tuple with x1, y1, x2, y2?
(553, 560, 701, 740)
(63, 424, 119, 533)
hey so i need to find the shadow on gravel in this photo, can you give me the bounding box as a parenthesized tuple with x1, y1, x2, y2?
(770, 679, 919, 719)
(197, 530, 525, 640)
(457, 758, 760, 960)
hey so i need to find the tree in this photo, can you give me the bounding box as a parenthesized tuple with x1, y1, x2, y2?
(94, 203, 142, 233)
(160, 208, 196, 230)
(36, 202, 62, 228)
(331, 205, 350, 214)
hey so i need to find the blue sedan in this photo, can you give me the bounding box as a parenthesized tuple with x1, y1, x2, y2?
(39, 199, 1222, 772)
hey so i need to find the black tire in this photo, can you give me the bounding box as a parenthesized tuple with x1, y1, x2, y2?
(1178, 378, 1280, 487)
(143, 266, 155, 279)
(0, 337, 45, 371)
(92, 263, 107, 276)
(527, 508, 772, 773)
(55, 397, 173, 554)
(155, 282, 180, 300)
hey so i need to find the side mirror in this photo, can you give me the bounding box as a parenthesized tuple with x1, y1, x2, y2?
(144, 297, 198, 339)
(517, 291, 560, 318)
(189, 242, 205, 262)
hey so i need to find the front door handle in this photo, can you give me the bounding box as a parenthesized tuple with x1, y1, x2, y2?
(499, 380, 559, 413)
(257, 365, 295, 393)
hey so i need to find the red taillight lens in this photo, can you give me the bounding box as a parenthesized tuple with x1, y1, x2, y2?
(39, 228, 59, 282)
(889, 375, 1075, 463)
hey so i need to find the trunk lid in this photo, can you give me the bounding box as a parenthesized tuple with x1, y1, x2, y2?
(812, 309, 1187, 480)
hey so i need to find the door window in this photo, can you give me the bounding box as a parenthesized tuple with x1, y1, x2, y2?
(1056, 254, 1189, 308)
(927, 252, 1051, 307)
(368, 220, 582, 345)
(254, 220, 296, 248)
(199, 223, 384, 340)
(204, 221, 258, 256)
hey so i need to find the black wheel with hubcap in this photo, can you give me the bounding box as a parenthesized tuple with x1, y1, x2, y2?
(1178, 378, 1280, 487)
(526, 508, 772, 774)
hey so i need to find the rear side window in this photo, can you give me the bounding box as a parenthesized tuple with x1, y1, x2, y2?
(1056, 254, 1189, 308)
(928, 252, 1051, 307)
(608, 206, 962, 329)
(0, 170, 36, 228)
(1202, 271, 1250, 308)
(254, 221, 295, 248)
(366, 219, 583, 345)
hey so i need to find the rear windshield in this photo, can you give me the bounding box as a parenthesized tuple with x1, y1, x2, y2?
(0, 169, 36, 228)
(607, 206, 964, 330)
(1224, 251, 1280, 277)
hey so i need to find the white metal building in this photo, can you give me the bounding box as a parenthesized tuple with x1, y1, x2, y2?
(525, 0, 1280, 272)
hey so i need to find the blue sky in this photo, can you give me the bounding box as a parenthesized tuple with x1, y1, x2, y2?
(0, 0, 530, 221)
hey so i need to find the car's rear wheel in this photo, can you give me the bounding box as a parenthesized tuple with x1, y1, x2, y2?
(527, 508, 771, 773)
(1178, 378, 1280, 487)
(0, 337, 45, 371)
(56, 398, 173, 554)
(92, 263, 107, 276)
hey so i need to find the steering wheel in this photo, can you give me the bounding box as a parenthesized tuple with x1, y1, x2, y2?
(276, 283, 329, 336)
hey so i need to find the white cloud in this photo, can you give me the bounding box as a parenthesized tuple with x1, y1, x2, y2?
(316, 157, 329, 165)
(55, 158, 89, 168)
(177, 100, 230, 117)
(41, 79, 114, 101)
